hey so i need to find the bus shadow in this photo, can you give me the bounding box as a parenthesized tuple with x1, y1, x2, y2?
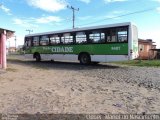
(7, 59, 121, 70)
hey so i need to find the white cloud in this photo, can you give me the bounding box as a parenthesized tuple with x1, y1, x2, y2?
(78, 16, 92, 20)
(152, 0, 160, 2)
(105, 15, 120, 19)
(78, 0, 91, 4)
(13, 18, 24, 25)
(13, 18, 38, 28)
(26, 0, 67, 12)
(0, 5, 12, 15)
(105, 10, 127, 19)
(157, 7, 160, 13)
(104, 0, 128, 4)
(112, 10, 126, 14)
(36, 16, 63, 23)
(13, 15, 62, 28)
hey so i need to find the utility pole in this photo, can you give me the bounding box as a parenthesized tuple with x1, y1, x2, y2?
(14, 36, 16, 52)
(8, 40, 10, 54)
(67, 5, 79, 29)
(26, 29, 33, 34)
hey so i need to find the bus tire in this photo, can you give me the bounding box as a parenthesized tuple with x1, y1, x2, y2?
(79, 53, 91, 65)
(35, 53, 41, 62)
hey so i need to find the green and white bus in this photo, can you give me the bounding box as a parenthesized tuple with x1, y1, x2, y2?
(24, 22, 138, 64)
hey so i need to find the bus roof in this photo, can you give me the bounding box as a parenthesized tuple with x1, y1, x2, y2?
(25, 22, 132, 37)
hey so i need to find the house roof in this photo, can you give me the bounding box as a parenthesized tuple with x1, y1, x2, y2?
(0, 28, 15, 39)
(138, 39, 155, 43)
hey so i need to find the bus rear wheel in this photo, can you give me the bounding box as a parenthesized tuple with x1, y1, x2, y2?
(35, 53, 41, 62)
(79, 53, 91, 65)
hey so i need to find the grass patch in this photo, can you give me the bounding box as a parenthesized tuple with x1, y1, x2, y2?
(113, 60, 160, 67)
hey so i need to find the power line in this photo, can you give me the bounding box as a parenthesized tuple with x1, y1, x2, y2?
(78, 7, 156, 27)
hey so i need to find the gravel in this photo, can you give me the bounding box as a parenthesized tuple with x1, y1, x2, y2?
(79, 65, 160, 90)
(0, 55, 160, 114)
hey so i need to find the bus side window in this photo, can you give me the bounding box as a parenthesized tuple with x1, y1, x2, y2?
(61, 33, 73, 44)
(89, 32, 99, 43)
(33, 36, 39, 46)
(117, 27, 128, 42)
(89, 31, 105, 43)
(40, 35, 49, 46)
(107, 36, 111, 42)
(101, 33, 105, 43)
(25, 37, 32, 47)
(24, 39, 28, 47)
(76, 32, 87, 44)
(111, 29, 117, 42)
(50, 35, 60, 45)
(106, 29, 117, 42)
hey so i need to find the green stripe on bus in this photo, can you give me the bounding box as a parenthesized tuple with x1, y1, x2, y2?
(25, 43, 128, 55)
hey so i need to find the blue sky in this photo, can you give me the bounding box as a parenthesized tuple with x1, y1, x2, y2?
(0, 0, 160, 47)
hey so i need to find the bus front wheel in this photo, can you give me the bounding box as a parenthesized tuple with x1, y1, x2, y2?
(79, 53, 91, 65)
(35, 53, 41, 62)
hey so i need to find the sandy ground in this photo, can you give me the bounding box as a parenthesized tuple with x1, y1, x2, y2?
(0, 55, 160, 115)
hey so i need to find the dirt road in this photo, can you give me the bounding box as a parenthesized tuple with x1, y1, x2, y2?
(0, 55, 160, 114)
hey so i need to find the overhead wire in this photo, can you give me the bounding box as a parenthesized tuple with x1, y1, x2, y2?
(77, 7, 157, 27)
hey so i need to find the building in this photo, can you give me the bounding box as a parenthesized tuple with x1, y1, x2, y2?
(8, 47, 17, 53)
(150, 49, 160, 59)
(0, 28, 14, 69)
(17, 45, 24, 54)
(138, 39, 157, 60)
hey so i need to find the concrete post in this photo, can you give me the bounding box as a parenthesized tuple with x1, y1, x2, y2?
(0, 34, 2, 68)
(1, 30, 7, 69)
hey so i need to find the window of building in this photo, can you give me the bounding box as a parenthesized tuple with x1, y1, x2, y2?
(139, 44, 145, 51)
(33, 36, 39, 46)
(40, 35, 49, 46)
(61, 33, 73, 44)
(76, 32, 87, 44)
(50, 35, 60, 45)
(117, 28, 128, 42)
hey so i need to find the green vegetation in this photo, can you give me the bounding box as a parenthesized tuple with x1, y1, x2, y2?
(113, 60, 160, 67)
